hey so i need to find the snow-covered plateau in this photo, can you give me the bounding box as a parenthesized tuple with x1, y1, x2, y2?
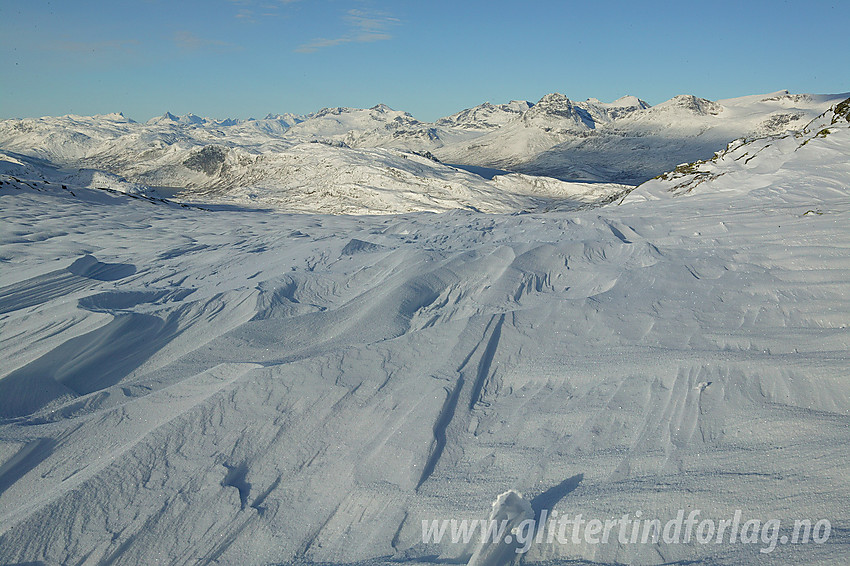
(0, 95, 849, 565)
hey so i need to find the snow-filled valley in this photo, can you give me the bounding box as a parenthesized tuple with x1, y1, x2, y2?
(1, 95, 849, 565)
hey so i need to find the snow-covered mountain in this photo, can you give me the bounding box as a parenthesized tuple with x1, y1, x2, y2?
(436, 90, 848, 183)
(436, 100, 533, 130)
(0, 101, 634, 214)
(1, 97, 849, 565)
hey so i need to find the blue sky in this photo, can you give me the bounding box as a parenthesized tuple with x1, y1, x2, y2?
(1, 0, 848, 121)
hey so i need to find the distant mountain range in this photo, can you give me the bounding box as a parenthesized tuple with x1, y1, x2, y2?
(0, 90, 846, 213)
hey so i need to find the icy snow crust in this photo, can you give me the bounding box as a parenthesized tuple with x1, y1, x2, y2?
(1, 99, 850, 565)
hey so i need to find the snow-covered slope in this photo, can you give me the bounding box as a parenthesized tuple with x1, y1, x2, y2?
(1, 100, 849, 564)
(625, 96, 850, 202)
(170, 142, 629, 215)
(0, 141, 629, 215)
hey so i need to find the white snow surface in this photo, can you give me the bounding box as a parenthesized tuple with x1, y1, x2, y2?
(1, 97, 849, 565)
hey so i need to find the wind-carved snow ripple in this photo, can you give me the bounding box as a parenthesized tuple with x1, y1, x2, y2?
(0, 288, 186, 419)
(0, 254, 137, 315)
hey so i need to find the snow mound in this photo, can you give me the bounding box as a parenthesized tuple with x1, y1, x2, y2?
(467, 490, 534, 566)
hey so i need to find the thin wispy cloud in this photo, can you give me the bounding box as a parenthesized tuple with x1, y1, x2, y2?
(229, 0, 300, 23)
(173, 31, 241, 52)
(296, 8, 399, 53)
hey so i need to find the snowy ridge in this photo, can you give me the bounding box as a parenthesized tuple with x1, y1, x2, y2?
(436, 101, 533, 130)
(171, 143, 630, 215)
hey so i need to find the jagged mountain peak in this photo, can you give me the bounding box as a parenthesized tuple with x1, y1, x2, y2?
(536, 92, 570, 105)
(263, 112, 303, 124)
(369, 103, 394, 113)
(102, 112, 132, 122)
(525, 93, 575, 116)
(436, 100, 530, 129)
(582, 96, 651, 120)
(182, 113, 206, 125)
(506, 100, 533, 112)
(608, 95, 651, 109)
(522, 93, 595, 129)
(147, 111, 206, 125)
(526, 93, 586, 117)
(312, 106, 348, 118)
(147, 113, 246, 127)
(310, 104, 412, 121)
(654, 94, 723, 115)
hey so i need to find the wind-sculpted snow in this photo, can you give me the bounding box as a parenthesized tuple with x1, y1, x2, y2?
(1, 137, 849, 565)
